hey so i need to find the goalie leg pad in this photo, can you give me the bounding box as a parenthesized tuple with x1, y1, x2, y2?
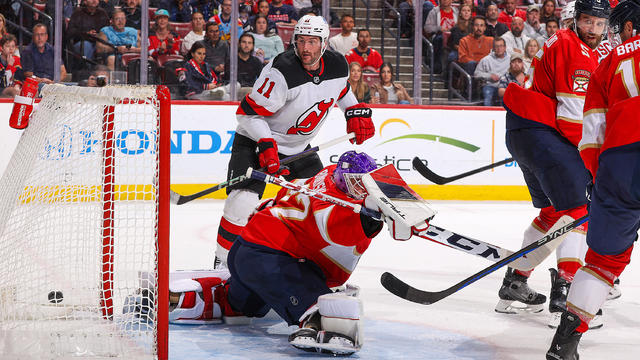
(168, 277, 224, 324)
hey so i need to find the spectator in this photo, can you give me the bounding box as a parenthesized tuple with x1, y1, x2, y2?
(45, 0, 77, 26)
(249, 0, 277, 34)
(399, 0, 434, 38)
(223, 33, 263, 96)
(539, 17, 559, 46)
(181, 11, 206, 55)
(86, 65, 110, 86)
(502, 16, 529, 54)
(200, 22, 229, 75)
(423, 0, 458, 74)
(268, 0, 298, 25)
(497, 0, 526, 29)
(183, 41, 226, 99)
(370, 62, 411, 104)
(497, 52, 525, 99)
(523, 5, 546, 42)
(123, 0, 142, 30)
(170, 0, 193, 22)
(67, 0, 110, 63)
(249, 14, 285, 64)
(447, 4, 473, 63)
(484, 3, 509, 38)
(99, 0, 116, 17)
(211, 0, 245, 41)
(148, 9, 182, 58)
(292, 0, 312, 12)
(22, 24, 67, 83)
(190, 0, 217, 20)
(523, 37, 539, 72)
(152, 0, 172, 11)
(458, 16, 493, 75)
(0, 35, 24, 97)
(539, 0, 557, 24)
(298, 0, 339, 27)
(97, 9, 141, 70)
(348, 61, 371, 103)
(0, 14, 7, 41)
(345, 29, 384, 72)
(474, 37, 509, 106)
(239, 4, 252, 32)
(328, 14, 358, 55)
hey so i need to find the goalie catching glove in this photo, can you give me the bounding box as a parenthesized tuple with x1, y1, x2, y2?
(257, 138, 290, 176)
(345, 103, 374, 145)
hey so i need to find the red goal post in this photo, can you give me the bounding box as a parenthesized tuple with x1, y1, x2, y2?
(0, 85, 170, 359)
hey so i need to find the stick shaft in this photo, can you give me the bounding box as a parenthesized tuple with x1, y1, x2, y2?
(413, 157, 514, 185)
(171, 133, 355, 205)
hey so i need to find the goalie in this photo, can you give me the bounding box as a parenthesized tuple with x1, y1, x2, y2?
(167, 151, 433, 355)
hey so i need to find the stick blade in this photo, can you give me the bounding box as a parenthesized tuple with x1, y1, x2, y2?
(170, 190, 182, 205)
(412, 157, 447, 185)
(380, 272, 445, 305)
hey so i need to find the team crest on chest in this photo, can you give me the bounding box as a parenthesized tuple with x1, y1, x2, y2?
(287, 99, 335, 135)
(313, 76, 320, 84)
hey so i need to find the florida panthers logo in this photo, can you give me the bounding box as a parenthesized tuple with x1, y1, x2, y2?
(287, 99, 334, 135)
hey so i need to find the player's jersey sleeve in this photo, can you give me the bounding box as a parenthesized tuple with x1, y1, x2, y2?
(579, 56, 609, 178)
(235, 62, 289, 142)
(337, 82, 358, 110)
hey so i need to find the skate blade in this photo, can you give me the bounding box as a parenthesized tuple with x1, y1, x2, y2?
(495, 299, 544, 314)
(589, 313, 603, 330)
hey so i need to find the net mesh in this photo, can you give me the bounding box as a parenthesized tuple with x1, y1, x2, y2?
(0, 85, 163, 359)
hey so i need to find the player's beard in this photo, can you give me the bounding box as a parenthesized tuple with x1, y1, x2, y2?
(577, 27, 603, 49)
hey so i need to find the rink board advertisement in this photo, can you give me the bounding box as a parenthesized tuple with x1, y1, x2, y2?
(0, 102, 529, 201)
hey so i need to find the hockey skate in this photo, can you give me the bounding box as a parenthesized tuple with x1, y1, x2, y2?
(289, 312, 360, 356)
(495, 268, 546, 314)
(607, 278, 621, 301)
(546, 311, 582, 360)
(547, 268, 603, 330)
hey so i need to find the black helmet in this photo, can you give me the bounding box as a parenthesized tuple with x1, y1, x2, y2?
(575, 0, 611, 19)
(610, 0, 640, 35)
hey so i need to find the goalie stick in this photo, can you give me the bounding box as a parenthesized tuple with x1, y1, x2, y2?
(380, 214, 589, 305)
(412, 157, 514, 185)
(246, 168, 534, 265)
(170, 133, 355, 205)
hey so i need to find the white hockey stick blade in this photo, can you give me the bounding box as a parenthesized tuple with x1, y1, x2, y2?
(509, 215, 575, 271)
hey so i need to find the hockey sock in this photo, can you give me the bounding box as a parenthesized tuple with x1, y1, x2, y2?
(217, 217, 244, 252)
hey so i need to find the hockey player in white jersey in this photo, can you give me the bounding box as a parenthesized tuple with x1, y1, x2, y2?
(214, 15, 375, 268)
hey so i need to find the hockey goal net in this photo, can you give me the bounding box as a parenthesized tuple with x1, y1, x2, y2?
(0, 85, 170, 359)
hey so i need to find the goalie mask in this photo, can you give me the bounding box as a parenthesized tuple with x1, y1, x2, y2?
(332, 151, 378, 199)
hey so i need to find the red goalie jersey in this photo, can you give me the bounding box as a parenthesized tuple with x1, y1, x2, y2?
(579, 35, 640, 178)
(504, 29, 599, 146)
(240, 165, 382, 288)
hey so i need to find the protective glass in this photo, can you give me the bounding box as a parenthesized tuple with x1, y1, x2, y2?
(343, 173, 369, 200)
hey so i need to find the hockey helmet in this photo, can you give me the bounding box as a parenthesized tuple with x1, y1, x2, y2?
(561, 1, 576, 21)
(293, 15, 330, 64)
(574, 0, 611, 20)
(332, 151, 378, 199)
(608, 0, 640, 46)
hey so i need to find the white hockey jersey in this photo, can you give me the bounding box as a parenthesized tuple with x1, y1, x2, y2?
(235, 49, 359, 155)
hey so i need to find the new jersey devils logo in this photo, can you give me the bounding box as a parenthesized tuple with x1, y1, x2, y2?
(287, 99, 334, 135)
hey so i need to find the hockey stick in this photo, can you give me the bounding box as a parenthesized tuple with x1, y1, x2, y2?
(412, 156, 514, 185)
(246, 168, 538, 265)
(380, 214, 589, 305)
(170, 133, 355, 205)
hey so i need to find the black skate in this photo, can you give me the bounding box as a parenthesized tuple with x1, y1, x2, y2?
(546, 311, 582, 360)
(547, 268, 603, 330)
(289, 312, 359, 356)
(495, 268, 546, 314)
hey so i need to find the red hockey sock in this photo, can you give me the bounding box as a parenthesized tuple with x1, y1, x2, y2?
(217, 217, 245, 251)
(557, 261, 582, 282)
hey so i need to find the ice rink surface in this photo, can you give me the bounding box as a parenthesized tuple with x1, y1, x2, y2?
(169, 200, 640, 359)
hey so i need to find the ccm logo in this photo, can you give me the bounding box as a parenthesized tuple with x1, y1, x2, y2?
(345, 107, 372, 118)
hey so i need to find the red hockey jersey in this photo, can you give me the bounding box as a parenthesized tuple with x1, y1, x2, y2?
(579, 35, 640, 178)
(503, 29, 599, 146)
(240, 165, 380, 288)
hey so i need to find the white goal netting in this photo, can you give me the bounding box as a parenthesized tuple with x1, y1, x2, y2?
(0, 85, 169, 359)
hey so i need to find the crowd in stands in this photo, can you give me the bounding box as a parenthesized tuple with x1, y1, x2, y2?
(0, 0, 573, 105)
